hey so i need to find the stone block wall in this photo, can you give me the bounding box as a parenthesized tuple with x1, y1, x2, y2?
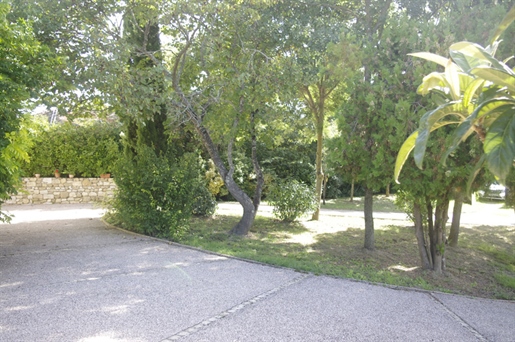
(7, 178, 117, 204)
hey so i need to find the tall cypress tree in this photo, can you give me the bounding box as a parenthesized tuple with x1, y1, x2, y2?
(122, 10, 168, 156)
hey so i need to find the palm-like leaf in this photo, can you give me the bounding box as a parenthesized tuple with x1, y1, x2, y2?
(484, 107, 515, 180)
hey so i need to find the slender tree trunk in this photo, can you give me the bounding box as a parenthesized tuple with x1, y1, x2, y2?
(413, 202, 432, 269)
(312, 110, 324, 220)
(448, 189, 464, 247)
(426, 199, 435, 267)
(385, 183, 390, 197)
(250, 110, 264, 211)
(322, 175, 328, 205)
(363, 186, 374, 250)
(432, 198, 449, 274)
(350, 177, 355, 202)
(506, 176, 514, 212)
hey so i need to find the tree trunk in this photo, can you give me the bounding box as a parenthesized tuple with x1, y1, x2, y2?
(350, 177, 355, 202)
(250, 110, 264, 211)
(322, 174, 329, 205)
(312, 110, 324, 220)
(363, 186, 374, 250)
(385, 183, 390, 197)
(229, 198, 257, 235)
(413, 202, 432, 269)
(426, 199, 435, 266)
(193, 122, 256, 235)
(448, 189, 464, 247)
(432, 198, 449, 274)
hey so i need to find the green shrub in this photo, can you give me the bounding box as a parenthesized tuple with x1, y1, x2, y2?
(191, 183, 217, 217)
(267, 179, 316, 222)
(23, 120, 121, 177)
(110, 146, 207, 239)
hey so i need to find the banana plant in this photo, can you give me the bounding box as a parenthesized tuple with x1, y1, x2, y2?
(395, 5, 515, 185)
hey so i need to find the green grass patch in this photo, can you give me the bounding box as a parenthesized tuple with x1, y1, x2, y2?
(495, 274, 515, 289)
(180, 214, 434, 292)
(476, 243, 515, 270)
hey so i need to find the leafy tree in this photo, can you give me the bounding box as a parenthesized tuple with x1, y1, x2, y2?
(124, 0, 307, 235)
(9, 0, 121, 117)
(0, 2, 58, 221)
(337, 1, 428, 250)
(393, 2, 514, 270)
(395, 5, 515, 187)
(273, 1, 358, 220)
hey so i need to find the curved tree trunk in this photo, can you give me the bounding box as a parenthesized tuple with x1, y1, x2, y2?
(448, 189, 464, 247)
(229, 195, 257, 235)
(363, 186, 374, 250)
(193, 122, 257, 236)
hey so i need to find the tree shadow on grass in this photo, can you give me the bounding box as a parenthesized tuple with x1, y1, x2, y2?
(309, 225, 419, 269)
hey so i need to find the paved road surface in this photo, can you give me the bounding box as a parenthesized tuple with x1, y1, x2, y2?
(1, 204, 513, 341)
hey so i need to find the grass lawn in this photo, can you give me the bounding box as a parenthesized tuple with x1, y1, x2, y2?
(179, 197, 515, 300)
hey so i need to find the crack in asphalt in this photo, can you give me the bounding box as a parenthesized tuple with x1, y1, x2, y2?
(160, 273, 312, 341)
(428, 293, 488, 342)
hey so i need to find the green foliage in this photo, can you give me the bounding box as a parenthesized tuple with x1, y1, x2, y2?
(23, 120, 121, 177)
(191, 182, 217, 217)
(260, 143, 315, 188)
(395, 5, 515, 186)
(110, 145, 205, 239)
(267, 179, 316, 222)
(0, 3, 58, 221)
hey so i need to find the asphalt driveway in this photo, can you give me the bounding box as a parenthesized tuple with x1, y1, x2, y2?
(1, 204, 514, 341)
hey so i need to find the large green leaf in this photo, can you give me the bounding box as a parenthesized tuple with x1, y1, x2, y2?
(417, 72, 446, 95)
(394, 130, 418, 184)
(471, 67, 515, 94)
(408, 52, 448, 68)
(441, 118, 477, 166)
(450, 42, 510, 73)
(463, 78, 484, 107)
(444, 99, 515, 161)
(490, 5, 515, 45)
(445, 59, 460, 100)
(414, 102, 464, 168)
(450, 50, 488, 74)
(484, 108, 515, 182)
(474, 98, 515, 121)
(395, 120, 460, 183)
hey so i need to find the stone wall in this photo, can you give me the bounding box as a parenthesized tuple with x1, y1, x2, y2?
(7, 177, 116, 204)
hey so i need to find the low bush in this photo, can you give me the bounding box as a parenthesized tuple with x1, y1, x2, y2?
(110, 146, 209, 239)
(267, 179, 316, 222)
(191, 183, 217, 217)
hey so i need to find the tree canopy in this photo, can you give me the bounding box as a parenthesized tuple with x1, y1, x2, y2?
(0, 2, 59, 221)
